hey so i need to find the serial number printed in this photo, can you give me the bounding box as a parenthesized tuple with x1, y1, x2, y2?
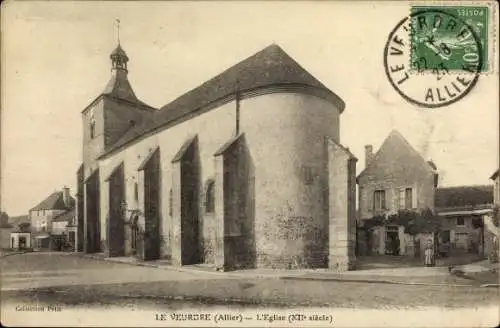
(457, 8, 485, 16)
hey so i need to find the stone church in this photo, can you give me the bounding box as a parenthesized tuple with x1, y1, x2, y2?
(76, 41, 357, 271)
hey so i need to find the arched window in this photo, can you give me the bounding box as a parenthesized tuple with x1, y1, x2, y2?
(205, 180, 215, 213)
(168, 188, 173, 217)
(89, 111, 96, 139)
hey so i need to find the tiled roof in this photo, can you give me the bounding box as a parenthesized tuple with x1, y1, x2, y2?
(30, 191, 75, 211)
(52, 209, 75, 223)
(435, 185, 494, 210)
(358, 130, 435, 179)
(100, 44, 344, 158)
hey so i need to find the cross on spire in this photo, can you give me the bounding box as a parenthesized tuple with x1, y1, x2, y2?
(115, 18, 121, 45)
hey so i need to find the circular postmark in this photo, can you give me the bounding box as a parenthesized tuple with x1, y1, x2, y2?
(384, 9, 484, 108)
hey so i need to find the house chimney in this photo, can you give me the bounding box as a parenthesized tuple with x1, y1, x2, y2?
(63, 186, 70, 207)
(365, 145, 374, 167)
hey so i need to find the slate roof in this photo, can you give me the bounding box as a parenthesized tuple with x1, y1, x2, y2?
(30, 191, 75, 211)
(52, 209, 76, 223)
(435, 185, 494, 210)
(82, 45, 156, 115)
(110, 44, 128, 59)
(100, 44, 344, 159)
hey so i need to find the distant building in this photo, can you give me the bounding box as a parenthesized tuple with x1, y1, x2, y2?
(10, 222, 32, 250)
(29, 187, 75, 250)
(435, 185, 494, 256)
(52, 209, 77, 251)
(76, 41, 357, 271)
(0, 220, 13, 249)
(356, 130, 438, 256)
(491, 169, 499, 205)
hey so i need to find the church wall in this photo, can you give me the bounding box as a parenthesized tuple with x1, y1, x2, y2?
(98, 91, 343, 268)
(99, 100, 236, 261)
(82, 99, 106, 179)
(240, 93, 341, 268)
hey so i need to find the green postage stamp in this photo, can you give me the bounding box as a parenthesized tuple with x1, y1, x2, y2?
(410, 5, 490, 73)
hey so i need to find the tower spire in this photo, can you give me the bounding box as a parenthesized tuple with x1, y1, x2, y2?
(110, 19, 128, 73)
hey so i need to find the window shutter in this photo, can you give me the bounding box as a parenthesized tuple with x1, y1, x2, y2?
(385, 189, 390, 210)
(367, 189, 373, 212)
(399, 188, 405, 209)
(412, 185, 418, 209)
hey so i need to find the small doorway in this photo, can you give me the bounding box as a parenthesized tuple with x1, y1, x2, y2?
(69, 231, 76, 251)
(385, 226, 400, 255)
(18, 236, 27, 250)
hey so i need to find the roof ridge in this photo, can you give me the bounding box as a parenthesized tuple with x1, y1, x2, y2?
(99, 44, 343, 159)
(358, 130, 433, 179)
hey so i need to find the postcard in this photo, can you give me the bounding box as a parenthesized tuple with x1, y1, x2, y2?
(1, 1, 499, 327)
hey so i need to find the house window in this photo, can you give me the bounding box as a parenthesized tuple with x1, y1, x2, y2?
(456, 217, 465, 226)
(168, 188, 173, 217)
(134, 182, 139, 202)
(405, 188, 413, 209)
(373, 190, 386, 211)
(399, 189, 405, 209)
(205, 180, 215, 213)
(398, 187, 414, 209)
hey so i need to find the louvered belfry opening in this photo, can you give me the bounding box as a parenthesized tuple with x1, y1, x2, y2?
(107, 163, 125, 257)
(143, 149, 161, 261)
(84, 170, 101, 253)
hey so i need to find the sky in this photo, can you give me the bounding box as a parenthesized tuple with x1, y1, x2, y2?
(1, 1, 499, 216)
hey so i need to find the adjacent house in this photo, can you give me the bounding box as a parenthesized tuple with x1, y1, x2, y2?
(77, 41, 357, 271)
(492, 169, 499, 205)
(10, 222, 32, 250)
(356, 130, 438, 257)
(29, 187, 75, 250)
(435, 185, 494, 257)
(487, 169, 499, 262)
(51, 209, 77, 251)
(0, 218, 13, 249)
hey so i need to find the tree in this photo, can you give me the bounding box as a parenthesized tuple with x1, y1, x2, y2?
(0, 211, 9, 226)
(364, 208, 441, 235)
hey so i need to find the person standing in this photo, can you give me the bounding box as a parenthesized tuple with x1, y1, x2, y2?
(424, 240, 435, 267)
